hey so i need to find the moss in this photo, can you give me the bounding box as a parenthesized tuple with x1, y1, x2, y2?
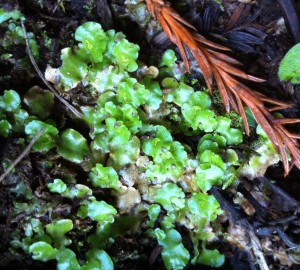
(0, 17, 277, 270)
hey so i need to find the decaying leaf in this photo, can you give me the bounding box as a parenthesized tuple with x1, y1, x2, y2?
(145, 0, 300, 175)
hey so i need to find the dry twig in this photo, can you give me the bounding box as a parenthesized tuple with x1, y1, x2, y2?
(0, 128, 45, 183)
(20, 20, 83, 119)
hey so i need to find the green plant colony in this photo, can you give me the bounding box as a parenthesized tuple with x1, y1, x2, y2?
(0, 9, 279, 270)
